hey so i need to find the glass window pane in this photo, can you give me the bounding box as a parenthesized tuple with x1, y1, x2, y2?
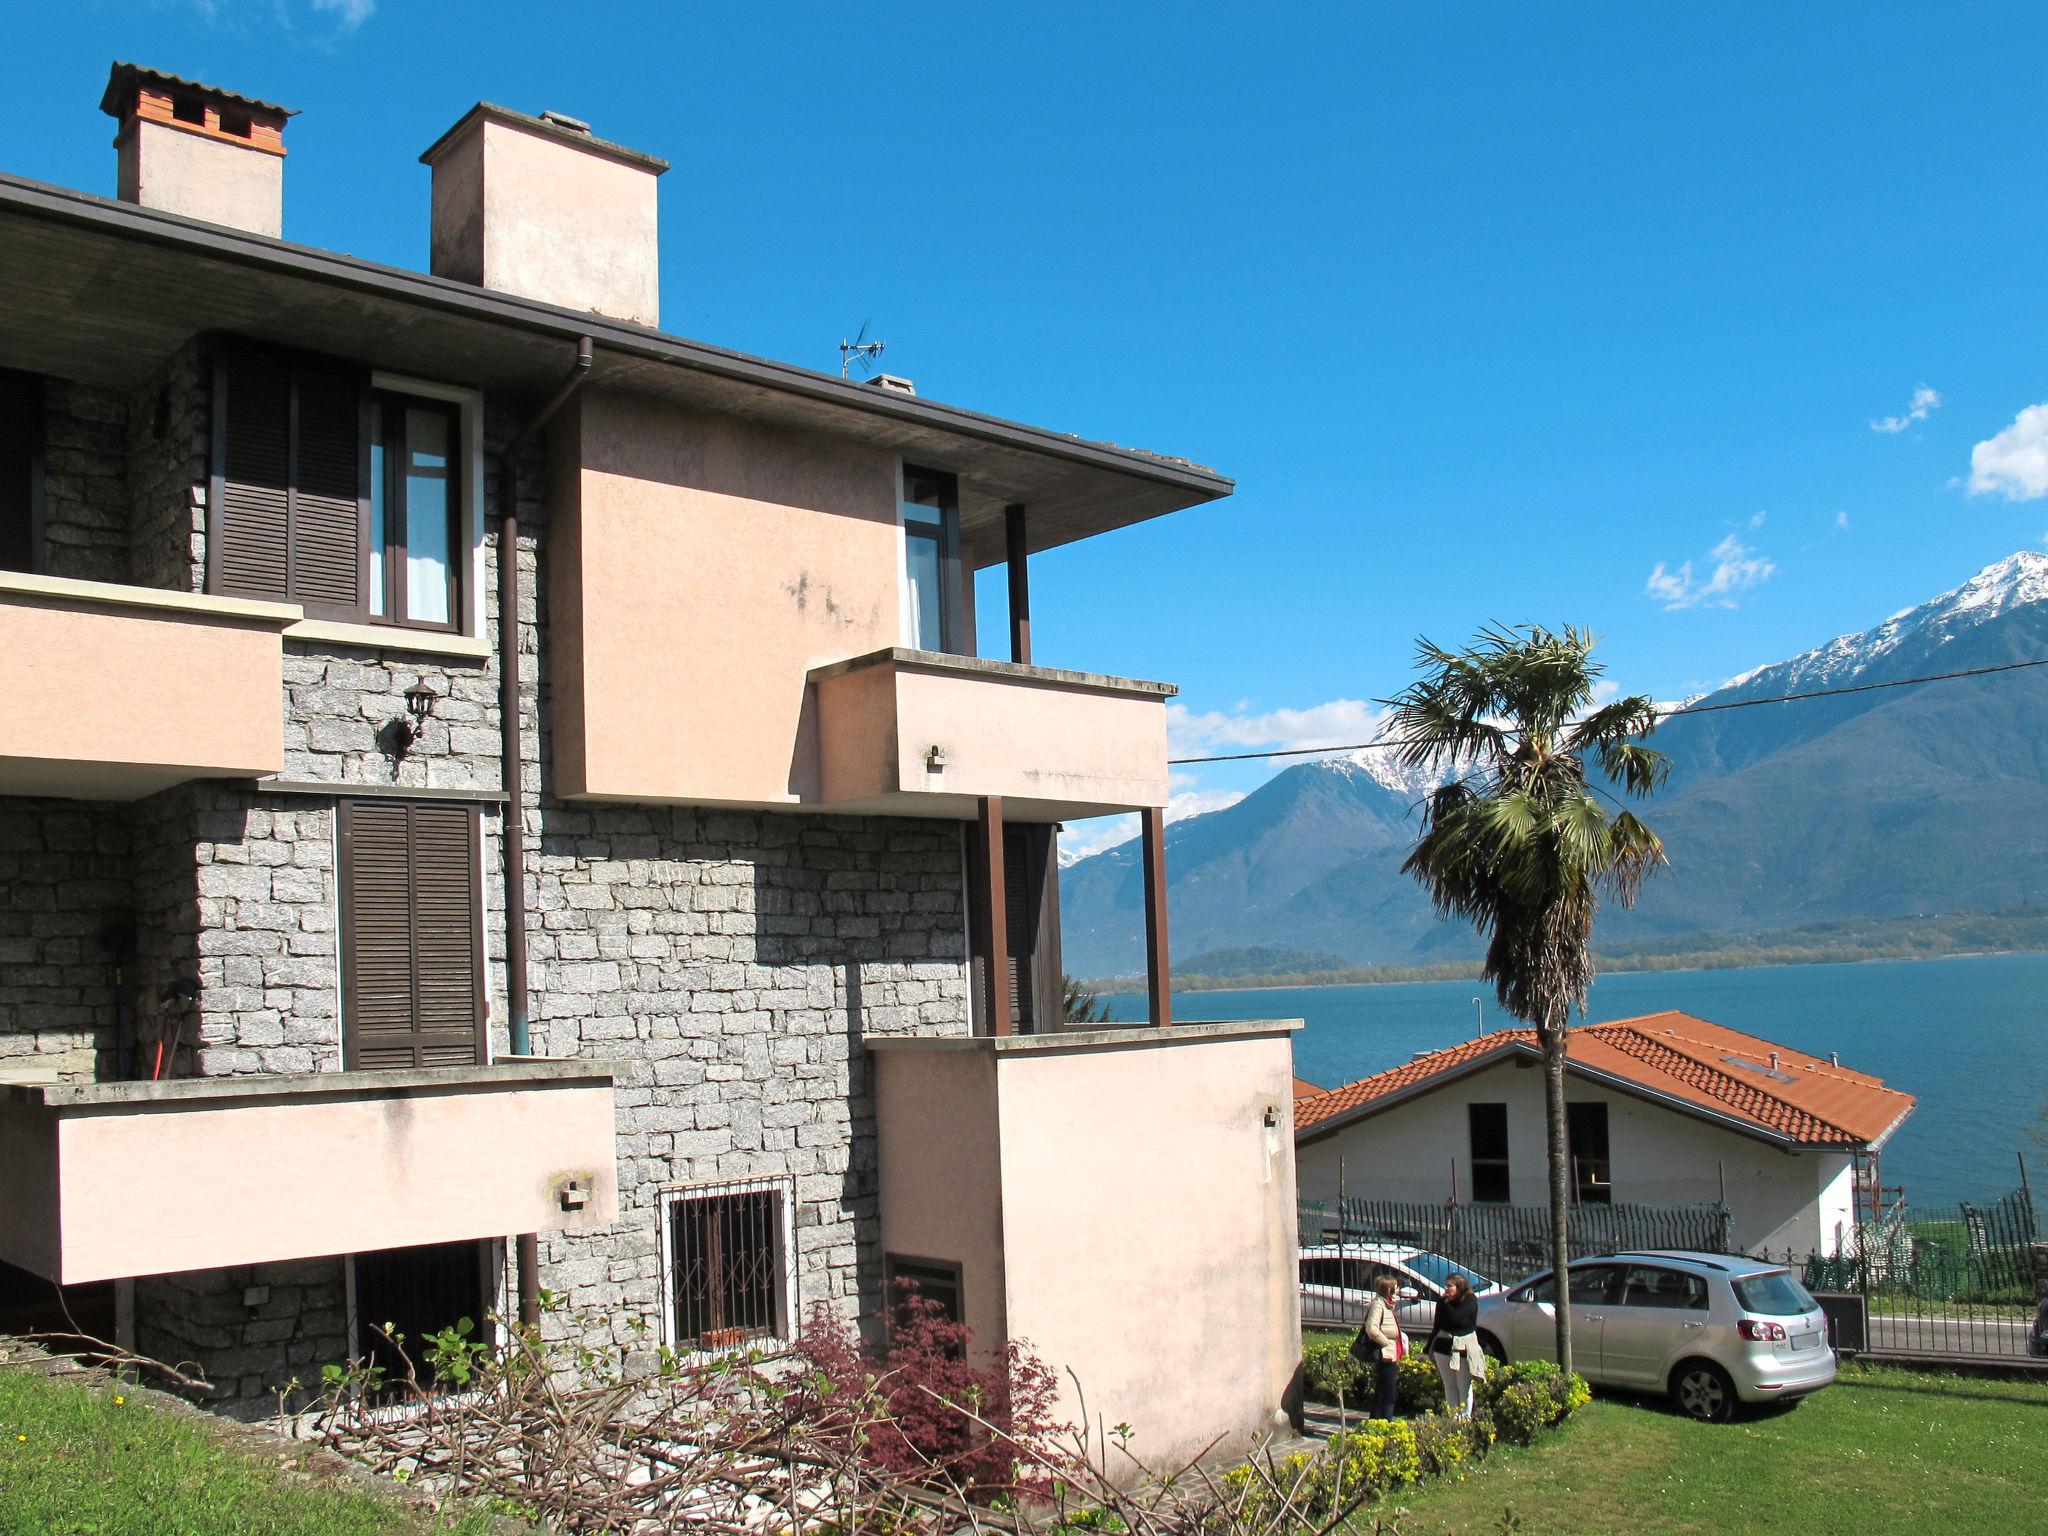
(404, 406, 453, 626)
(904, 531, 942, 649)
(368, 401, 386, 617)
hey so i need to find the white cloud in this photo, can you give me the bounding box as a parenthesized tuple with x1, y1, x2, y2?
(1836, 510, 1851, 530)
(1748, 509, 1768, 530)
(1968, 403, 2048, 501)
(1872, 384, 1941, 434)
(1056, 784, 1244, 864)
(311, 0, 376, 23)
(1644, 534, 1777, 611)
(1168, 697, 1389, 758)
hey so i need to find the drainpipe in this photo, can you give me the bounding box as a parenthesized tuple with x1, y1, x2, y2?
(498, 335, 593, 1328)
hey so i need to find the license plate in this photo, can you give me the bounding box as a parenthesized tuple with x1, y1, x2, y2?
(1789, 1331, 1821, 1352)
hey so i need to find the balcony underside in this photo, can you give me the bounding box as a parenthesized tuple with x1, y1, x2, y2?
(0, 573, 299, 801)
(0, 1060, 618, 1285)
(809, 648, 1174, 821)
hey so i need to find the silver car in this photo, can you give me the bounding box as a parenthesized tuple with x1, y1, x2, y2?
(1299, 1243, 1503, 1337)
(1473, 1250, 1836, 1422)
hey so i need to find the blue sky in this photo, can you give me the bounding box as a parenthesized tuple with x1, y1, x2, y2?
(17, 4, 2048, 853)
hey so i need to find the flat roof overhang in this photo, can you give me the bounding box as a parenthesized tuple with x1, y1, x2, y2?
(0, 173, 1233, 558)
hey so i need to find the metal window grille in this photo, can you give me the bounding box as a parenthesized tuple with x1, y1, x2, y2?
(660, 1176, 794, 1353)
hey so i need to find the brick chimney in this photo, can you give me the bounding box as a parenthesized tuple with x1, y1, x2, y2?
(100, 62, 291, 237)
(420, 104, 667, 327)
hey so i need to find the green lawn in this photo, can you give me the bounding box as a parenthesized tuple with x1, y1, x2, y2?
(1374, 1361, 2048, 1536)
(0, 1366, 498, 1536)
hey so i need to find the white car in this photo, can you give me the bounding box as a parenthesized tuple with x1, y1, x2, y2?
(1299, 1243, 1503, 1336)
(1474, 1250, 1837, 1422)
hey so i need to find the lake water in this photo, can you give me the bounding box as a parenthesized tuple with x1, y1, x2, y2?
(1101, 953, 2048, 1208)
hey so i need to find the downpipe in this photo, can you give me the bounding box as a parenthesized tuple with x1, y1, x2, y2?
(498, 336, 593, 1328)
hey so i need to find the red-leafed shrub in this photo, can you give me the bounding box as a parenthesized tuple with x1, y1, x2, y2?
(794, 1282, 1070, 1501)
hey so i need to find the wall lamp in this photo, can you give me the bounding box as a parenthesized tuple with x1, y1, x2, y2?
(390, 682, 437, 763)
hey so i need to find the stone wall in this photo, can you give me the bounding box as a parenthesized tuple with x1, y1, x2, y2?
(0, 799, 131, 1082)
(125, 339, 209, 595)
(38, 381, 130, 585)
(526, 806, 971, 1369)
(133, 1256, 349, 1415)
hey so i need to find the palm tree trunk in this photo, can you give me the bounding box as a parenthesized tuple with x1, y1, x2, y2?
(1542, 1013, 1574, 1378)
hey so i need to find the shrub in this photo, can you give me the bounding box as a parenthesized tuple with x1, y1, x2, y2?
(1470, 1360, 1590, 1443)
(795, 1284, 1067, 1501)
(1489, 1382, 1552, 1445)
(1410, 1413, 1493, 1478)
(1301, 1332, 1367, 1405)
(1395, 1351, 1445, 1415)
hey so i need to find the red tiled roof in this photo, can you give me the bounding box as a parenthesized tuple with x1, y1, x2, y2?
(1294, 1010, 1913, 1148)
(1292, 1076, 1326, 1102)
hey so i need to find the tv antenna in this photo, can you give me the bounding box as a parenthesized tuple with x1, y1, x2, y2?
(839, 320, 886, 378)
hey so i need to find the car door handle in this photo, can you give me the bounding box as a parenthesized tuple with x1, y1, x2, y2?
(1682, 1321, 1703, 1331)
(1584, 1315, 1604, 1323)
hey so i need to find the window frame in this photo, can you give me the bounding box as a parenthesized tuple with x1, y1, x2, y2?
(657, 1175, 798, 1357)
(1566, 1101, 1613, 1206)
(899, 462, 963, 655)
(1467, 1101, 1511, 1204)
(1619, 1265, 1709, 1311)
(363, 369, 485, 643)
(883, 1252, 965, 1331)
(367, 389, 464, 634)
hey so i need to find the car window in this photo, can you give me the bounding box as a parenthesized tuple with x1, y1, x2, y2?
(1517, 1265, 1618, 1305)
(1343, 1260, 1402, 1293)
(1733, 1271, 1818, 1316)
(1620, 1265, 1708, 1310)
(1300, 1258, 1339, 1287)
(1402, 1252, 1495, 1293)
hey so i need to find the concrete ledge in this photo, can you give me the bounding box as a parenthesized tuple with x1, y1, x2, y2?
(865, 1019, 1303, 1054)
(0, 570, 300, 627)
(3, 1057, 615, 1108)
(808, 646, 1178, 698)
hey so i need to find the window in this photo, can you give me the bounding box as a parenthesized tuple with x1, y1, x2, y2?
(1566, 1101, 1612, 1205)
(0, 369, 41, 574)
(884, 1254, 964, 1329)
(900, 464, 961, 653)
(1524, 1264, 1623, 1306)
(662, 1177, 794, 1353)
(337, 800, 485, 1070)
(353, 1239, 493, 1397)
(1620, 1266, 1708, 1310)
(369, 395, 460, 629)
(211, 342, 475, 633)
(1468, 1103, 1510, 1203)
(1732, 1271, 1818, 1317)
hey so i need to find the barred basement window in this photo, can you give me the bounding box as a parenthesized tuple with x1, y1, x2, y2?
(660, 1177, 795, 1353)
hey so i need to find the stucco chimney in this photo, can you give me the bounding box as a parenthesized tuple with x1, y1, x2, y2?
(100, 63, 291, 237)
(420, 104, 668, 327)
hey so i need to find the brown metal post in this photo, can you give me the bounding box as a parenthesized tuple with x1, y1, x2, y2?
(974, 797, 1011, 1035)
(1141, 805, 1171, 1028)
(1004, 503, 1030, 664)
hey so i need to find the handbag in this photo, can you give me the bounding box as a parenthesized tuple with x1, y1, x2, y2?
(1429, 1332, 1454, 1357)
(1392, 1326, 1407, 1362)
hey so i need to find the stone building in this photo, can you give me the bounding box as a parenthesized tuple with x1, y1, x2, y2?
(0, 63, 1302, 1468)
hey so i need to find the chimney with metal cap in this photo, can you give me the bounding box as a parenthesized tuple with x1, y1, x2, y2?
(420, 103, 668, 326)
(99, 62, 292, 237)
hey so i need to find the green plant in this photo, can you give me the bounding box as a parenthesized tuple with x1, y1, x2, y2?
(1489, 1382, 1552, 1446)
(1410, 1413, 1493, 1478)
(1387, 624, 1668, 1377)
(1302, 1332, 1368, 1405)
(1395, 1351, 1445, 1415)
(1061, 974, 1111, 1025)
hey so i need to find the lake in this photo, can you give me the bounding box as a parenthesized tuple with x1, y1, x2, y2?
(1101, 952, 2048, 1209)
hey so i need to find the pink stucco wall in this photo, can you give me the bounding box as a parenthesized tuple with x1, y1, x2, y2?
(0, 577, 296, 799)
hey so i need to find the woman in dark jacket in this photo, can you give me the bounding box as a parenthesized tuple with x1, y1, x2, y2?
(1424, 1274, 1487, 1418)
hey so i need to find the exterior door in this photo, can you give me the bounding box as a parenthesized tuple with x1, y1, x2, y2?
(338, 799, 486, 1070)
(1513, 1262, 1622, 1373)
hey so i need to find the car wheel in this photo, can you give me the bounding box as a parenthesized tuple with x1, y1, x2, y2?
(1671, 1361, 1738, 1424)
(1476, 1330, 1507, 1364)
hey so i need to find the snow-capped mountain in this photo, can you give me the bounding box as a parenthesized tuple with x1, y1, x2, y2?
(1059, 553, 2048, 976)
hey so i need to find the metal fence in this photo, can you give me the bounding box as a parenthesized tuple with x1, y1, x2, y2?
(1299, 1194, 1736, 1288)
(1789, 1185, 2045, 1363)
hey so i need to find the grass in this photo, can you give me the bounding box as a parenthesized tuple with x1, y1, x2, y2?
(0, 1366, 499, 1535)
(1372, 1360, 2048, 1536)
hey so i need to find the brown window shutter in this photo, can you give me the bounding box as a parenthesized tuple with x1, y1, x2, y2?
(340, 800, 484, 1071)
(210, 344, 366, 613)
(210, 345, 292, 600)
(1004, 824, 1034, 1030)
(288, 357, 367, 618)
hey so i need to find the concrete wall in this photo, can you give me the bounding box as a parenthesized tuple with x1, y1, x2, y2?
(874, 1026, 1303, 1479)
(549, 390, 902, 806)
(117, 118, 283, 238)
(1296, 1060, 1842, 1256)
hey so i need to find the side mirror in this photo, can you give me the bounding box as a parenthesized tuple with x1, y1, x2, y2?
(1397, 1287, 1421, 1303)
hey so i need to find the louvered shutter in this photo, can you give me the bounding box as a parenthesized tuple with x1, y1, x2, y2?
(1004, 824, 1034, 1031)
(288, 358, 367, 618)
(211, 346, 292, 600)
(210, 345, 366, 613)
(340, 800, 484, 1071)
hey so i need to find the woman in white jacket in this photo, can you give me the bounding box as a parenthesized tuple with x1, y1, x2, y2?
(1348, 1273, 1404, 1419)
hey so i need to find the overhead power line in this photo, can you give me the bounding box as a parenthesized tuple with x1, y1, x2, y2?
(1166, 653, 2048, 767)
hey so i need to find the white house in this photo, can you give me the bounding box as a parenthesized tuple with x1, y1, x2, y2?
(1295, 1011, 1914, 1258)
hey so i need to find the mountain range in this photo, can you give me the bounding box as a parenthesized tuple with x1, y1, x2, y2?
(1060, 552, 2048, 977)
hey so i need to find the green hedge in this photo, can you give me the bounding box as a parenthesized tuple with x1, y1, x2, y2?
(1256, 1350, 1590, 1520)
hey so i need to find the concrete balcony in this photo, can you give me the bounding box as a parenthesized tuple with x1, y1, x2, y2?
(809, 648, 1175, 820)
(870, 1020, 1304, 1478)
(0, 572, 300, 800)
(0, 1060, 617, 1285)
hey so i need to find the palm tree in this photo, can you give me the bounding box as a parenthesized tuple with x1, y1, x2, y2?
(1384, 624, 1669, 1376)
(1061, 974, 1112, 1026)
